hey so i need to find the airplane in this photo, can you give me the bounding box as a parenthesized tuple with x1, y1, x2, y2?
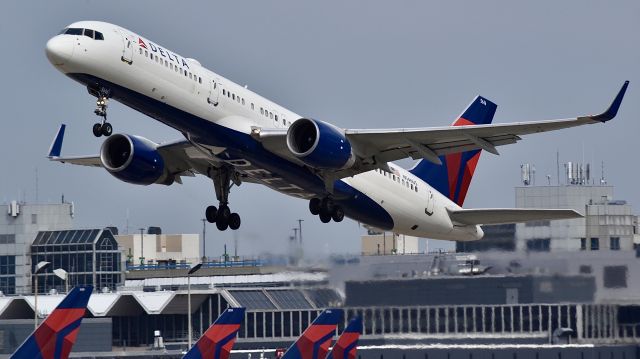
(45, 21, 629, 240)
(278, 308, 343, 359)
(11, 285, 93, 359)
(183, 307, 245, 359)
(326, 317, 362, 359)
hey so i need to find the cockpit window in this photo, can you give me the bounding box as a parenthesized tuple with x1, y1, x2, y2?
(59, 27, 104, 40)
(65, 28, 83, 36)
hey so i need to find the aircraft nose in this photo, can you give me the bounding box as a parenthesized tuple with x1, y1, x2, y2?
(45, 35, 74, 66)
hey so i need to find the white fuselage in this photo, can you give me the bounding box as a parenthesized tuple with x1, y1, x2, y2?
(46, 21, 483, 241)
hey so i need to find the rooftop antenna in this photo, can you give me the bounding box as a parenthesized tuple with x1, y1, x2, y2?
(600, 161, 607, 185)
(35, 168, 39, 203)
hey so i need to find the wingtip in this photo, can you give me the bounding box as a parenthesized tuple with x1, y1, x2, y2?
(591, 81, 629, 122)
(47, 124, 66, 158)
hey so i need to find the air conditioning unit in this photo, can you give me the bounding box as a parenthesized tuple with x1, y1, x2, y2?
(7, 200, 19, 217)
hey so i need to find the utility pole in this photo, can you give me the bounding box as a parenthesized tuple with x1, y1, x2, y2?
(139, 228, 145, 266)
(201, 219, 207, 263)
(297, 219, 304, 244)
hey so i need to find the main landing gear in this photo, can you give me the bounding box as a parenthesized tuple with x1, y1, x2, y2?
(92, 95, 113, 137)
(205, 166, 241, 231)
(309, 197, 344, 223)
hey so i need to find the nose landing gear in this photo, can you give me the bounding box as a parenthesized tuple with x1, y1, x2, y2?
(309, 197, 344, 223)
(92, 95, 113, 137)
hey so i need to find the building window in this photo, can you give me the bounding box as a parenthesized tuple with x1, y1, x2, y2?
(31, 213, 37, 224)
(526, 238, 551, 252)
(603, 266, 627, 288)
(580, 238, 586, 250)
(579, 265, 592, 274)
(610, 237, 620, 250)
(590, 237, 599, 250)
(0, 256, 15, 275)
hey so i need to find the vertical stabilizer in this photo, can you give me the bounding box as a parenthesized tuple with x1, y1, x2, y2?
(183, 307, 246, 359)
(282, 309, 343, 359)
(11, 285, 93, 359)
(410, 96, 497, 206)
(326, 317, 362, 359)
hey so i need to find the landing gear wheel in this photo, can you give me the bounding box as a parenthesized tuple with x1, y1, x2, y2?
(101, 122, 112, 136)
(331, 206, 345, 222)
(319, 211, 332, 223)
(217, 205, 231, 222)
(321, 197, 334, 213)
(216, 218, 229, 231)
(228, 213, 241, 230)
(205, 206, 218, 223)
(92, 123, 103, 137)
(309, 198, 321, 215)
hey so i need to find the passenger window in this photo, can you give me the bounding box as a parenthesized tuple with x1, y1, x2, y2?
(270, 112, 273, 119)
(139, 48, 143, 55)
(170, 63, 173, 70)
(155, 56, 159, 63)
(84, 29, 94, 38)
(95, 32, 104, 40)
(251, 103, 254, 110)
(199, 77, 202, 84)
(260, 108, 264, 115)
(145, 50, 148, 57)
(165, 60, 168, 67)
(223, 89, 226, 96)
(242, 98, 245, 105)
(189, 73, 192, 79)
(232, 94, 235, 100)
(275, 115, 278, 122)
(410, 184, 414, 190)
(184, 71, 188, 77)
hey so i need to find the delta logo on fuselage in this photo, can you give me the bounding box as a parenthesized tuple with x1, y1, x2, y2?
(138, 38, 190, 69)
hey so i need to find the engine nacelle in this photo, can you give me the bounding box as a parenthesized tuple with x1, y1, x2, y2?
(286, 118, 355, 169)
(100, 134, 172, 185)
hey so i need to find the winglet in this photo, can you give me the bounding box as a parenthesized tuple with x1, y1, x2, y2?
(48, 124, 66, 158)
(590, 81, 629, 122)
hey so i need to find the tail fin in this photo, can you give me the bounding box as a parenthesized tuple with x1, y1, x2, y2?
(410, 96, 497, 206)
(11, 285, 93, 359)
(282, 309, 343, 359)
(326, 317, 362, 359)
(184, 307, 246, 359)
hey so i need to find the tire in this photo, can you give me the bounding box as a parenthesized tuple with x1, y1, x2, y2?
(321, 197, 334, 213)
(216, 218, 229, 231)
(92, 123, 102, 137)
(309, 198, 321, 215)
(205, 206, 217, 223)
(101, 122, 113, 136)
(216, 205, 231, 222)
(319, 212, 331, 223)
(331, 206, 345, 222)
(228, 213, 241, 230)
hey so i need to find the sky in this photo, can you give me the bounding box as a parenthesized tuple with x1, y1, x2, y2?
(0, 1, 638, 259)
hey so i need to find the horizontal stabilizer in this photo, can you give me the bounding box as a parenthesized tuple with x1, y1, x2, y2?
(448, 208, 582, 225)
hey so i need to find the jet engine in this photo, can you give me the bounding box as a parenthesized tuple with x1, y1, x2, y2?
(286, 118, 355, 169)
(100, 134, 174, 185)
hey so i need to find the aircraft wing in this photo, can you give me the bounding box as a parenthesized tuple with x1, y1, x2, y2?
(448, 208, 583, 225)
(340, 81, 628, 173)
(254, 82, 627, 185)
(46, 125, 216, 183)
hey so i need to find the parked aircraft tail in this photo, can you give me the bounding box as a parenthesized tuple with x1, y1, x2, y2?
(326, 317, 362, 359)
(282, 309, 343, 359)
(183, 307, 246, 359)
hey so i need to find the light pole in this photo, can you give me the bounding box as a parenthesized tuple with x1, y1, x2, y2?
(297, 219, 304, 244)
(187, 263, 202, 348)
(139, 228, 145, 267)
(201, 219, 207, 263)
(34, 261, 50, 329)
(53, 268, 69, 293)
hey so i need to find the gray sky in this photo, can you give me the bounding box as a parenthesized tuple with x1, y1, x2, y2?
(1, 1, 638, 258)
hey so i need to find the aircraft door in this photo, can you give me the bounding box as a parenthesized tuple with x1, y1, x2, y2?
(119, 30, 134, 64)
(425, 190, 435, 216)
(208, 78, 220, 106)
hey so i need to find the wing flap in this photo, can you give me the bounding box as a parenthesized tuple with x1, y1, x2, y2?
(448, 208, 583, 225)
